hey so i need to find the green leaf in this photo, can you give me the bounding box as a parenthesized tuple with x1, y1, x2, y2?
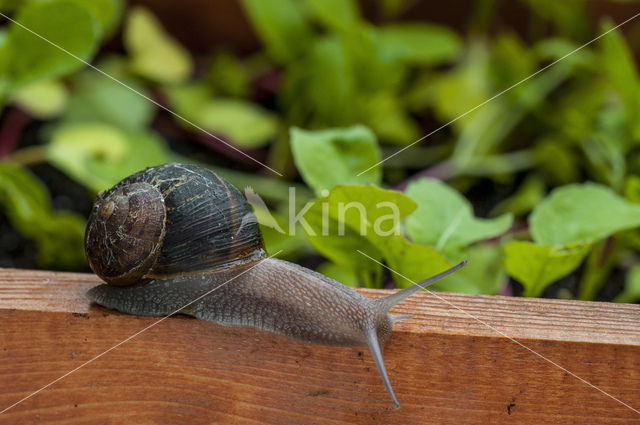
(344, 23, 406, 94)
(316, 262, 359, 287)
(10, 78, 68, 119)
(0, 27, 8, 54)
(307, 36, 356, 124)
(65, 0, 124, 37)
(302, 184, 451, 288)
(37, 211, 87, 270)
(430, 41, 491, 122)
(521, 0, 589, 39)
(290, 125, 381, 196)
(166, 84, 278, 148)
(491, 33, 535, 87)
(196, 100, 278, 148)
(458, 151, 535, 177)
(534, 138, 581, 185)
(324, 185, 417, 241)
(377, 23, 462, 65)
(305, 0, 359, 31)
(0, 163, 50, 229)
(551, 77, 606, 144)
(47, 122, 171, 192)
(382, 235, 452, 288)
(534, 38, 594, 69)
(303, 185, 415, 286)
(207, 50, 251, 98)
(240, 0, 312, 63)
(0, 163, 86, 269)
(530, 183, 640, 245)
(0, 1, 22, 13)
(303, 195, 384, 285)
(360, 91, 420, 145)
(5, 1, 100, 88)
(377, 0, 411, 18)
(453, 71, 565, 170)
(124, 6, 192, 84)
(435, 244, 505, 294)
(164, 82, 210, 114)
(64, 70, 154, 130)
(0, 28, 10, 100)
(406, 178, 513, 260)
(433, 40, 567, 170)
(624, 175, 640, 204)
(598, 20, 640, 138)
(584, 103, 627, 190)
(504, 241, 590, 297)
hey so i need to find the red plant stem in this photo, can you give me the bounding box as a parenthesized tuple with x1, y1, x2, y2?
(0, 107, 31, 158)
(598, 235, 616, 266)
(253, 68, 283, 102)
(500, 281, 514, 297)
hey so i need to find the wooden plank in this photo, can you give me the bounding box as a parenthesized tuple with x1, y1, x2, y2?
(0, 267, 639, 424)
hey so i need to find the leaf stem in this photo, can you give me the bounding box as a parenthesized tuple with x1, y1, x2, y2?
(0, 107, 31, 157)
(3, 146, 48, 165)
(578, 237, 618, 300)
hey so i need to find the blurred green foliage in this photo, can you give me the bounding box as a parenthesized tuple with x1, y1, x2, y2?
(0, 0, 640, 301)
(406, 178, 513, 261)
(290, 125, 381, 194)
(0, 162, 85, 269)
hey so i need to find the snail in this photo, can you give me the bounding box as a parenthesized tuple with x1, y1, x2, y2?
(85, 162, 466, 408)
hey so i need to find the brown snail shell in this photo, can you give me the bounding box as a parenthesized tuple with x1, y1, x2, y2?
(85, 163, 265, 286)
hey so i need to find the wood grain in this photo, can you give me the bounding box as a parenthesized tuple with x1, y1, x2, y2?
(0, 268, 639, 424)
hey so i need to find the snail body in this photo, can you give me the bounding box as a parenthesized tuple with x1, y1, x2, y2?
(85, 163, 465, 408)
